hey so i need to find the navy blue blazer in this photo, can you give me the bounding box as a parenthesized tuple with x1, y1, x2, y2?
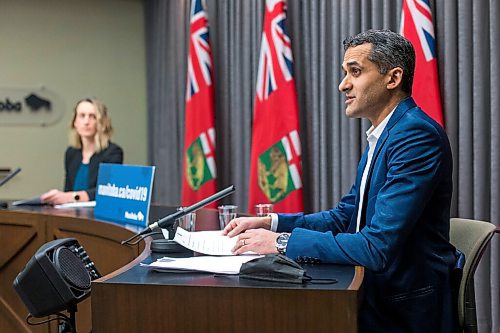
(64, 142, 123, 200)
(277, 98, 457, 332)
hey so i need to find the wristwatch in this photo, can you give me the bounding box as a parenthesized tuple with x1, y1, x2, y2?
(275, 233, 290, 255)
(73, 192, 80, 202)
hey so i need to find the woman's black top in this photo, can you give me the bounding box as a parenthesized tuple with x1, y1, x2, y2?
(64, 142, 123, 200)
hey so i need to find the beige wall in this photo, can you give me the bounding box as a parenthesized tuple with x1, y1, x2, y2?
(0, 0, 147, 199)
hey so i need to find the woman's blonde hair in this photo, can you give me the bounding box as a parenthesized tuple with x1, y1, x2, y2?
(68, 98, 113, 152)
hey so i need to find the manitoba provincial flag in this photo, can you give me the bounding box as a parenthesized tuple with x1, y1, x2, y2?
(248, 0, 304, 213)
(182, 0, 217, 207)
(401, 0, 444, 126)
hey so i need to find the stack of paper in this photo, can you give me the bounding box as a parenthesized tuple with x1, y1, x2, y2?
(144, 255, 261, 274)
(170, 227, 241, 256)
(54, 201, 97, 209)
(145, 227, 261, 274)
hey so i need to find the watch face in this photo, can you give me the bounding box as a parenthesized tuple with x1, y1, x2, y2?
(277, 233, 290, 244)
(276, 233, 290, 251)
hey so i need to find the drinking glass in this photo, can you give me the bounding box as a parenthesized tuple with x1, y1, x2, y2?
(176, 207, 196, 232)
(254, 203, 274, 217)
(218, 205, 238, 230)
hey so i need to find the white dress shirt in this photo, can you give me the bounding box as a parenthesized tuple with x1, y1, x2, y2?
(355, 111, 394, 231)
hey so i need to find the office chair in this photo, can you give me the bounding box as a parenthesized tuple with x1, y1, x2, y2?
(449, 218, 498, 333)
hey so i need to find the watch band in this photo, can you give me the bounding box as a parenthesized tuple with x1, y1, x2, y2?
(275, 233, 290, 255)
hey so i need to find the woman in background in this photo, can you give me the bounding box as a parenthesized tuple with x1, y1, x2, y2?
(41, 98, 123, 204)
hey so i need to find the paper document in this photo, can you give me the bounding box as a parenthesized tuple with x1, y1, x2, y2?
(54, 201, 96, 209)
(172, 227, 243, 256)
(144, 255, 262, 274)
(12, 196, 43, 206)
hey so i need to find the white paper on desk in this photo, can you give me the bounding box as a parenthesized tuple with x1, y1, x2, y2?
(54, 201, 96, 209)
(173, 227, 241, 256)
(145, 255, 262, 274)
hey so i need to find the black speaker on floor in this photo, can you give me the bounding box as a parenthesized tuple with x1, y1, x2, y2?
(13, 238, 100, 318)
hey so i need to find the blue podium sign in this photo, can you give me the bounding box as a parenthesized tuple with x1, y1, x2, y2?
(94, 163, 155, 227)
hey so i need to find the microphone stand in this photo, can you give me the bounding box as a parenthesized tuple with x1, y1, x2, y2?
(121, 185, 235, 246)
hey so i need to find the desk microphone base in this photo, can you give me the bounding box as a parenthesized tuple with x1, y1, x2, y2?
(150, 239, 192, 254)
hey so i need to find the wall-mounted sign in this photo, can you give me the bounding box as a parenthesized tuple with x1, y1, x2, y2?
(0, 87, 64, 126)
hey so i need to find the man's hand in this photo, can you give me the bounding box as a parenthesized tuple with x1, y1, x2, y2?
(231, 228, 279, 255)
(222, 216, 272, 237)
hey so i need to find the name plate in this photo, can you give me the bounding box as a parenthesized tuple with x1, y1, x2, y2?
(94, 163, 155, 227)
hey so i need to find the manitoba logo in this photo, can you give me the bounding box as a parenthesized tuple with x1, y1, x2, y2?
(185, 129, 216, 191)
(258, 131, 302, 203)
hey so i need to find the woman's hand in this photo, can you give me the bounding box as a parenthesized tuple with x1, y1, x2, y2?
(40, 189, 89, 205)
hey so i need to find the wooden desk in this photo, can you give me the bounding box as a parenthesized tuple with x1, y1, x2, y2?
(0, 204, 145, 333)
(92, 239, 364, 333)
(1, 205, 364, 333)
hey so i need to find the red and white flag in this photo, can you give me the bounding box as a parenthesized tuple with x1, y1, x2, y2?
(248, 0, 304, 213)
(401, 0, 444, 126)
(182, 0, 217, 207)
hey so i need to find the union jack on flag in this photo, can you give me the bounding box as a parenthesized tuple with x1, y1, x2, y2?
(400, 0, 436, 62)
(256, 0, 294, 101)
(186, 0, 212, 101)
(401, 0, 444, 126)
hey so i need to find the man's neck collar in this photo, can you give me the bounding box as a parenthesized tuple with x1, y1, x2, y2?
(369, 93, 409, 128)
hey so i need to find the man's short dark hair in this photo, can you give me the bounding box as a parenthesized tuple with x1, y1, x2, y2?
(343, 29, 415, 94)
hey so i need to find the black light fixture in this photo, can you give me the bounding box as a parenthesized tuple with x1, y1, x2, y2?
(13, 238, 100, 333)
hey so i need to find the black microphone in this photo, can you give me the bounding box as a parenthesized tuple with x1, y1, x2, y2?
(121, 185, 235, 245)
(0, 167, 21, 187)
(0, 167, 21, 209)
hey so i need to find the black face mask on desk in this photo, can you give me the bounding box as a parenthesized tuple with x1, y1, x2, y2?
(239, 254, 338, 284)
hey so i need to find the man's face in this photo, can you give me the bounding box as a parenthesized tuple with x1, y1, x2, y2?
(339, 43, 391, 122)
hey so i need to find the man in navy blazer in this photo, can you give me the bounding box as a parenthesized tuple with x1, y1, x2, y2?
(224, 30, 457, 332)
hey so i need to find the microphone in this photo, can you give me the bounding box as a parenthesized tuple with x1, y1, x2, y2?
(0, 167, 21, 187)
(121, 185, 235, 245)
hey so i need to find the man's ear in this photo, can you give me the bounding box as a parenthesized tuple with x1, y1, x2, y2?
(386, 67, 404, 91)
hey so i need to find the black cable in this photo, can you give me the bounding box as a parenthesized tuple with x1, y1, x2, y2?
(306, 274, 338, 284)
(124, 230, 163, 245)
(121, 233, 141, 245)
(26, 312, 75, 332)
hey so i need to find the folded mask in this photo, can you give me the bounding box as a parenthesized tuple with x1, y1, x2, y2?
(239, 254, 311, 284)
